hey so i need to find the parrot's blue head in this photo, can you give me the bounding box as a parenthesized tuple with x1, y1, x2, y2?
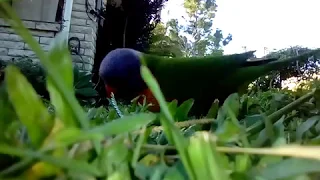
(99, 48, 147, 99)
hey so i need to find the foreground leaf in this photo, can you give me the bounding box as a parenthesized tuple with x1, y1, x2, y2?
(5, 65, 53, 148)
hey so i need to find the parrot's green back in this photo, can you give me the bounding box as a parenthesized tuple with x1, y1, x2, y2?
(140, 49, 320, 116)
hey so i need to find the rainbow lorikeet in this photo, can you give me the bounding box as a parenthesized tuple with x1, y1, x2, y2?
(99, 48, 320, 116)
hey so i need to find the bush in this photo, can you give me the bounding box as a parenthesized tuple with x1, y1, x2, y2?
(0, 57, 98, 106)
(1, 3, 320, 180)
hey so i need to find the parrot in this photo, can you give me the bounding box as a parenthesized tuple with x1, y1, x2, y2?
(99, 48, 320, 116)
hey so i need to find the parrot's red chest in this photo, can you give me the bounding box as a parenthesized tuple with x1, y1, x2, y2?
(105, 85, 160, 112)
(137, 88, 160, 112)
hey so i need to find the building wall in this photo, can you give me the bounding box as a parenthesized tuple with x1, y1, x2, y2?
(69, 0, 98, 72)
(0, 0, 98, 72)
(0, 20, 60, 63)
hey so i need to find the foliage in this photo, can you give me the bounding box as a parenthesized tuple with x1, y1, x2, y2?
(147, 22, 185, 57)
(2, 2, 320, 180)
(148, 0, 232, 57)
(251, 46, 320, 92)
(0, 57, 98, 105)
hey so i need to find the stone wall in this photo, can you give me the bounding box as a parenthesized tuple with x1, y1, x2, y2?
(0, 20, 61, 63)
(0, 0, 99, 72)
(69, 0, 98, 72)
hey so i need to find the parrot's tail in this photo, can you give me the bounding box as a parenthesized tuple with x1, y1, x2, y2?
(264, 48, 320, 71)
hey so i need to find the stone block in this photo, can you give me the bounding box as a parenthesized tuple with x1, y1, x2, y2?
(0, 48, 8, 55)
(83, 63, 92, 71)
(30, 30, 55, 37)
(70, 25, 94, 34)
(35, 22, 61, 31)
(74, 0, 95, 5)
(74, 0, 86, 5)
(39, 37, 53, 45)
(72, 11, 89, 20)
(73, 4, 86, 12)
(0, 19, 36, 29)
(70, 19, 87, 26)
(84, 49, 95, 57)
(85, 34, 95, 42)
(80, 41, 95, 49)
(0, 33, 22, 41)
(8, 49, 36, 57)
(80, 48, 85, 55)
(0, 27, 14, 34)
(0, 41, 24, 49)
(69, 33, 85, 40)
(74, 62, 84, 69)
(25, 43, 51, 51)
(0, 55, 14, 62)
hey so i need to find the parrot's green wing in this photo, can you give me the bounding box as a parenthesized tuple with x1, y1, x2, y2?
(140, 49, 320, 115)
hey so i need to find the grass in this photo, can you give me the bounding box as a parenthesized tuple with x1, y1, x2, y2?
(1, 2, 320, 180)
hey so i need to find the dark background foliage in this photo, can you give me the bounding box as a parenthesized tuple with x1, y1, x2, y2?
(92, 0, 168, 100)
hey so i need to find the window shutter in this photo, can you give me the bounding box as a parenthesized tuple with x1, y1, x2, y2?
(12, 0, 60, 22)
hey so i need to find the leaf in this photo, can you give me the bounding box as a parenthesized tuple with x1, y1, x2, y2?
(46, 32, 78, 128)
(88, 113, 156, 135)
(296, 116, 320, 141)
(187, 132, 230, 180)
(206, 99, 219, 118)
(131, 127, 150, 168)
(0, 144, 103, 177)
(5, 65, 53, 148)
(216, 93, 240, 125)
(240, 114, 264, 127)
(251, 116, 285, 147)
(135, 160, 167, 180)
(163, 161, 188, 180)
(97, 137, 131, 178)
(167, 100, 178, 117)
(314, 88, 320, 110)
(175, 99, 194, 121)
(0, 6, 91, 135)
(215, 119, 241, 143)
(223, 93, 240, 117)
(250, 158, 320, 180)
(74, 72, 93, 89)
(75, 88, 98, 97)
(140, 65, 194, 179)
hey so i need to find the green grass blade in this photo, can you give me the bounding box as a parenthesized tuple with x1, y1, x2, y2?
(5, 65, 53, 148)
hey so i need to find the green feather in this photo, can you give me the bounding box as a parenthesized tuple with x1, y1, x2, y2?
(139, 49, 320, 116)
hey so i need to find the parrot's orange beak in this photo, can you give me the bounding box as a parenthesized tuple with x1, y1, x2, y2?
(105, 85, 117, 98)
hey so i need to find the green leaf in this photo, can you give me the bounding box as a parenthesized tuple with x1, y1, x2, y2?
(97, 137, 131, 178)
(5, 65, 53, 148)
(240, 115, 263, 127)
(250, 158, 320, 180)
(251, 116, 285, 147)
(187, 132, 230, 180)
(0, 144, 103, 177)
(140, 65, 195, 179)
(75, 88, 98, 97)
(167, 100, 178, 117)
(0, 5, 91, 138)
(88, 113, 156, 135)
(163, 161, 188, 180)
(175, 99, 194, 121)
(215, 119, 241, 143)
(46, 32, 78, 128)
(296, 116, 320, 141)
(206, 99, 219, 118)
(74, 73, 93, 89)
(216, 93, 240, 125)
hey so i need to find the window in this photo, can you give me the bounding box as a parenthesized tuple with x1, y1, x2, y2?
(7, 0, 64, 23)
